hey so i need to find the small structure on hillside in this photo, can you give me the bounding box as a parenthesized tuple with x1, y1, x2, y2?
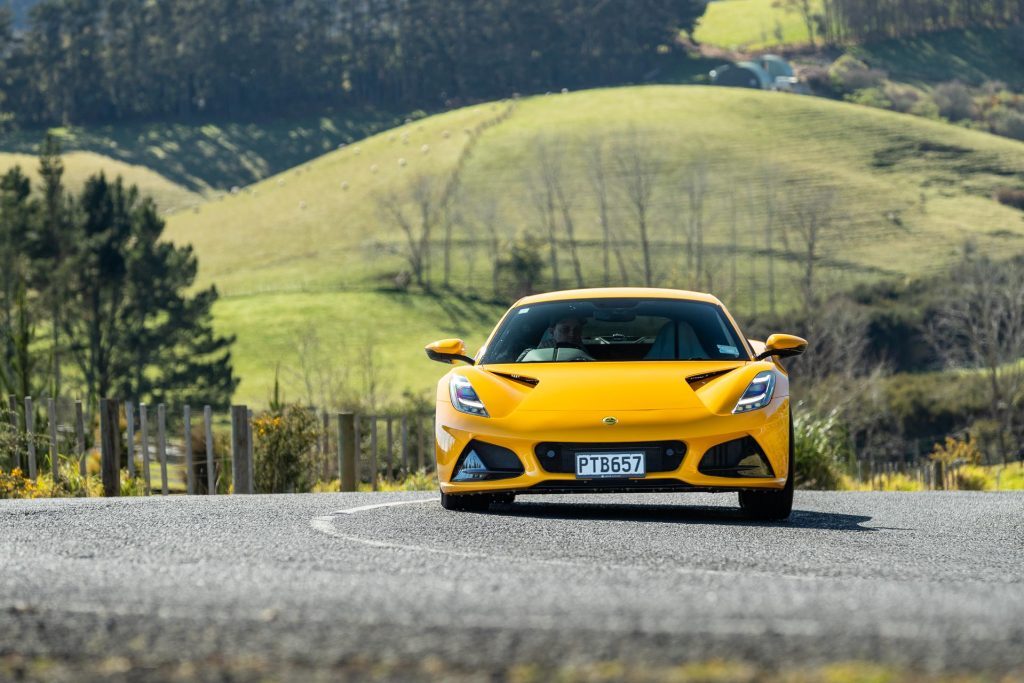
(709, 61, 772, 90)
(710, 55, 806, 93)
(758, 54, 794, 79)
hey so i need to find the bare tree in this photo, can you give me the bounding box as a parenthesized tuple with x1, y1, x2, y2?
(727, 190, 739, 301)
(528, 137, 584, 289)
(785, 185, 844, 313)
(760, 163, 784, 316)
(525, 139, 561, 290)
(928, 253, 1024, 463)
(613, 130, 659, 287)
(458, 193, 503, 299)
(586, 143, 627, 285)
(287, 326, 350, 411)
(375, 173, 447, 288)
(683, 155, 711, 290)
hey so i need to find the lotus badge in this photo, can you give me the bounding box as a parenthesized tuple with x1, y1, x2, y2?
(602, 416, 618, 426)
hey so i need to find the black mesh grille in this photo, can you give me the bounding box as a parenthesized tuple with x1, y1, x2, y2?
(534, 441, 686, 474)
(698, 436, 774, 478)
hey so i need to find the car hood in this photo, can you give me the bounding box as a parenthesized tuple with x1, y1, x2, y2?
(452, 361, 778, 418)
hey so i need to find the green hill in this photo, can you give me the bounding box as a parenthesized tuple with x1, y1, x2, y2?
(0, 109, 405, 195)
(164, 85, 1024, 407)
(0, 150, 202, 214)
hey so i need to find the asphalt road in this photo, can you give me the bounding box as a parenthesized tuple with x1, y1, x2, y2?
(1, 491, 1022, 681)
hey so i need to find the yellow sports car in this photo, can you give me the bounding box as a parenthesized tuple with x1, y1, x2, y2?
(425, 288, 807, 519)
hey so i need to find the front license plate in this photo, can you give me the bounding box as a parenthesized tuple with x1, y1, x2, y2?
(575, 452, 646, 479)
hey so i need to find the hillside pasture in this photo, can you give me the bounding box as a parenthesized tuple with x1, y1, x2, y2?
(0, 150, 201, 214)
(164, 86, 1024, 405)
(693, 0, 821, 50)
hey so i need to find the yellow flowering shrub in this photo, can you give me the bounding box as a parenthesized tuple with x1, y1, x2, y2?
(253, 405, 320, 493)
(930, 435, 982, 466)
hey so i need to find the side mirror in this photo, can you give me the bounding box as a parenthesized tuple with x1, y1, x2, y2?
(755, 334, 808, 361)
(425, 338, 475, 365)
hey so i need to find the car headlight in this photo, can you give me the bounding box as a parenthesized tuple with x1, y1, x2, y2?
(450, 375, 489, 417)
(732, 371, 776, 413)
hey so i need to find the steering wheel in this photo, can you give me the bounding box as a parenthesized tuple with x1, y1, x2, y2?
(553, 341, 594, 361)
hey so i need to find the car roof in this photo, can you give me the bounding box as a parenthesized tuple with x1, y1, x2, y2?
(514, 287, 723, 307)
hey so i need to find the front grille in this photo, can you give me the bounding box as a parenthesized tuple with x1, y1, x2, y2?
(534, 440, 686, 474)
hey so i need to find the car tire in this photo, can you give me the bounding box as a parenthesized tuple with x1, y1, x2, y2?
(440, 491, 494, 512)
(738, 417, 794, 521)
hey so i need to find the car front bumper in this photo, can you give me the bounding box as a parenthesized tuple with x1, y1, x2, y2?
(435, 397, 791, 495)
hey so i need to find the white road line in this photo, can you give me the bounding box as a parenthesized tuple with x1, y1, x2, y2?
(329, 498, 439, 515)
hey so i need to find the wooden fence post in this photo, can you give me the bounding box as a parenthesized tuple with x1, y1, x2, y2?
(370, 416, 378, 491)
(139, 403, 152, 495)
(47, 398, 60, 484)
(353, 415, 362, 485)
(157, 403, 169, 496)
(24, 396, 36, 480)
(247, 408, 255, 494)
(6, 395, 18, 472)
(204, 405, 215, 495)
(416, 415, 425, 472)
(401, 415, 409, 474)
(338, 412, 356, 492)
(125, 402, 136, 478)
(75, 400, 86, 478)
(231, 405, 252, 494)
(99, 398, 120, 497)
(321, 410, 330, 480)
(386, 416, 394, 483)
(184, 405, 194, 495)
(934, 460, 945, 490)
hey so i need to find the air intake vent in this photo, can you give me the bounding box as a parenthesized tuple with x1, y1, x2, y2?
(686, 368, 734, 389)
(452, 440, 525, 481)
(698, 437, 774, 478)
(489, 371, 540, 388)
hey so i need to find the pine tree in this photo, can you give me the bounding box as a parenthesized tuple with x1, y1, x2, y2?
(64, 173, 238, 407)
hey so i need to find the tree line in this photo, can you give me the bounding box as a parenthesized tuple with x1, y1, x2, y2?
(0, 135, 238, 414)
(815, 0, 1023, 44)
(0, 0, 704, 127)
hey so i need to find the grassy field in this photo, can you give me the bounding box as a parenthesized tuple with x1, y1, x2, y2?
(0, 108, 407, 195)
(692, 0, 821, 50)
(0, 150, 202, 213)
(159, 85, 1024, 406)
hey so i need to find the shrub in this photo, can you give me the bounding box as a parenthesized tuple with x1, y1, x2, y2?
(801, 65, 837, 97)
(909, 97, 940, 119)
(0, 468, 73, 499)
(995, 187, 1024, 210)
(883, 82, 923, 114)
(846, 87, 891, 109)
(793, 408, 851, 490)
(930, 434, 982, 467)
(954, 466, 992, 491)
(253, 405, 320, 493)
(829, 55, 885, 94)
(987, 106, 1024, 141)
(932, 81, 975, 121)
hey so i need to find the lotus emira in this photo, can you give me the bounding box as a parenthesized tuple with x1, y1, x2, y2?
(425, 288, 807, 519)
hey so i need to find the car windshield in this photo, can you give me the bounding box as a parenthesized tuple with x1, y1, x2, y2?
(480, 298, 749, 364)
